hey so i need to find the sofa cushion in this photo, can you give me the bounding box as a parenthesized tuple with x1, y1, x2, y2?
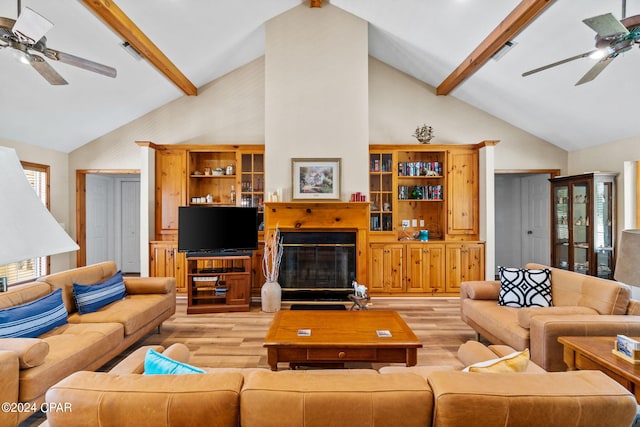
(73, 271, 126, 314)
(498, 267, 552, 308)
(463, 349, 530, 373)
(526, 263, 631, 314)
(18, 322, 123, 402)
(45, 371, 243, 427)
(0, 288, 67, 338)
(38, 261, 118, 313)
(428, 370, 637, 427)
(144, 348, 205, 375)
(67, 293, 173, 336)
(0, 338, 49, 369)
(241, 370, 433, 427)
(517, 305, 598, 329)
(0, 282, 51, 310)
(461, 299, 530, 350)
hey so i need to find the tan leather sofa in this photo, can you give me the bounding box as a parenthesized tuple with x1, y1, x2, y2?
(460, 262, 640, 371)
(44, 342, 637, 427)
(0, 261, 175, 426)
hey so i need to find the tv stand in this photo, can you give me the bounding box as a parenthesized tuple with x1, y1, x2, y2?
(186, 254, 251, 314)
(187, 251, 252, 258)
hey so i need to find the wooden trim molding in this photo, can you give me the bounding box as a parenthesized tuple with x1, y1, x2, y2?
(81, 0, 197, 96)
(437, 0, 556, 95)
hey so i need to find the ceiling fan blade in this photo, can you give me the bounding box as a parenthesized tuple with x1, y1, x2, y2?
(522, 50, 598, 77)
(575, 56, 615, 86)
(28, 54, 67, 85)
(12, 7, 53, 44)
(583, 13, 629, 38)
(44, 48, 117, 78)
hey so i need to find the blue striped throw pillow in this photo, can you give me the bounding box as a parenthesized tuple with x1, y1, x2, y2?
(73, 271, 126, 314)
(0, 288, 68, 338)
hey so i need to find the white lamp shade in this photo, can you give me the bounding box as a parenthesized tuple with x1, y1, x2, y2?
(0, 146, 79, 265)
(614, 229, 640, 287)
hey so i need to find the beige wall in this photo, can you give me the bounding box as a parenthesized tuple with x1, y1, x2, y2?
(369, 58, 567, 172)
(0, 138, 74, 272)
(568, 136, 640, 234)
(265, 4, 369, 200)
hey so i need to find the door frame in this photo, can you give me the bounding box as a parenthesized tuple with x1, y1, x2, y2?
(76, 169, 139, 267)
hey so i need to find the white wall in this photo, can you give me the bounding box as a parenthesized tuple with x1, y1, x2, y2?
(0, 138, 74, 272)
(568, 136, 640, 236)
(265, 4, 369, 200)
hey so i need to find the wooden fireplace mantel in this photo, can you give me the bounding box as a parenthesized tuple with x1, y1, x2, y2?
(264, 202, 370, 284)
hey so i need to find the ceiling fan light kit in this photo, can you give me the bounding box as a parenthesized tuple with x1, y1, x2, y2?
(523, 2, 640, 86)
(0, 3, 117, 85)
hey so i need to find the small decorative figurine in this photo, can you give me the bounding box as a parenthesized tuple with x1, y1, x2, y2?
(352, 280, 368, 298)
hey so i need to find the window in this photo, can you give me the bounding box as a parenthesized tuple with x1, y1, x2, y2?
(0, 162, 50, 284)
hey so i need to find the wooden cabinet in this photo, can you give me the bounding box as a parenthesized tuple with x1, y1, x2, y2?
(447, 149, 479, 237)
(445, 242, 485, 292)
(406, 243, 445, 293)
(151, 144, 265, 291)
(369, 243, 405, 293)
(549, 172, 617, 278)
(251, 241, 266, 296)
(369, 144, 481, 241)
(155, 149, 186, 237)
(186, 255, 251, 313)
(149, 241, 186, 293)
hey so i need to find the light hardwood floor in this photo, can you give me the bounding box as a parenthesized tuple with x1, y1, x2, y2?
(132, 296, 475, 370)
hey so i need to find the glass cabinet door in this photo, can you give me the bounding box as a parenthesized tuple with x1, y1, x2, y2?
(571, 182, 589, 275)
(553, 185, 570, 270)
(594, 178, 614, 278)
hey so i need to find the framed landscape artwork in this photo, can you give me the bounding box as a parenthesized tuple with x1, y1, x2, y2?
(291, 158, 341, 200)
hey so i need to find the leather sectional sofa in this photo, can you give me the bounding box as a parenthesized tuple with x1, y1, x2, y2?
(0, 261, 176, 426)
(460, 263, 640, 371)
(43, 341, 637, 427)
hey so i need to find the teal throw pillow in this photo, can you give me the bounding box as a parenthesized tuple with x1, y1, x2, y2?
(144, 348, 205, 375)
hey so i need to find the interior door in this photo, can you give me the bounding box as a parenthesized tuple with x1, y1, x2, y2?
(521, 174, 550, 266)
(86, 175, 113, 265)
(120, 179, 141, 273)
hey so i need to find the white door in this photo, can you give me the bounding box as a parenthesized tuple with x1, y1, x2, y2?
(119, 179, 141, 273)
(86, 175, 113, 265)
(521, 174, 550, 266)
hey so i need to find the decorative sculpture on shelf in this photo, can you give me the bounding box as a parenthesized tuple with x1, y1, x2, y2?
(352, 280, 368, 298)
(412, 124, 434, 144)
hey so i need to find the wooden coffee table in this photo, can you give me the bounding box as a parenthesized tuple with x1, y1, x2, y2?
(559, 336, 640, 402)
(263, 310, 422, 370)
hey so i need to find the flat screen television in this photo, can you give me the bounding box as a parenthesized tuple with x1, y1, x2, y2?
(178, 206, 259, 255)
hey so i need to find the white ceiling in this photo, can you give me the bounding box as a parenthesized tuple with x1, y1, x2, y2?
(0, 0, 639, 153)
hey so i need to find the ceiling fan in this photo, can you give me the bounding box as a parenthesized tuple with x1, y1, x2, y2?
(523, 1, 640, 85)
(0, 1, 116, 85)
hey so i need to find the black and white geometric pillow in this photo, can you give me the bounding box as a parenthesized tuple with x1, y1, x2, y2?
(498, 267, 553, 308)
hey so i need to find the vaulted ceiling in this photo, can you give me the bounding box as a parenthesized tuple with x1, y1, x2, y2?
(1, 0, 638, 153)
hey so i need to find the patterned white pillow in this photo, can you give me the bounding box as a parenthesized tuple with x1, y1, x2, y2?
(498, 267, 552, 308)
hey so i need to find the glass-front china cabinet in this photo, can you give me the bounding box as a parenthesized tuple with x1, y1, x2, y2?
(549, 172, 617, 279)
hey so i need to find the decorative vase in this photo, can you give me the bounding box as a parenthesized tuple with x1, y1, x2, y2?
(261, 280, 281, 313)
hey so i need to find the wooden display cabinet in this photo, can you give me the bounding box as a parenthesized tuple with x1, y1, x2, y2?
(186, 255, 251, 313)
(549, 172, 617, 278)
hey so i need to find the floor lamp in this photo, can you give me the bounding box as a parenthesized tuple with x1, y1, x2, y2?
(614, 229, 640, 299)
(0, 146, 78, 290)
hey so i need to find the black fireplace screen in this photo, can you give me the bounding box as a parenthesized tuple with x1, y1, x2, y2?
(279, 232, 356, 289)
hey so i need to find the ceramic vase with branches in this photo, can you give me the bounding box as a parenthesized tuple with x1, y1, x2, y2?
(261, 227, 283, 312)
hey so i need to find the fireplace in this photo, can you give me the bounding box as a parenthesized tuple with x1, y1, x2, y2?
(279, 231, 356, 300)
(264, 202, 369, 301)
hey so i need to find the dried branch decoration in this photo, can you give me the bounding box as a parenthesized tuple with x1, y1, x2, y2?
(262, 226, 283, 283)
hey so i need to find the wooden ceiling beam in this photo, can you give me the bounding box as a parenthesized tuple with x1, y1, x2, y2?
(81, 0, 197, 96)
(436, 0, 555, 96)
(310, 0, 323, 8)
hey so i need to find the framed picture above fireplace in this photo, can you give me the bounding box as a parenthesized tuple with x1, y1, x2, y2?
(291, 158, 341, 200)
